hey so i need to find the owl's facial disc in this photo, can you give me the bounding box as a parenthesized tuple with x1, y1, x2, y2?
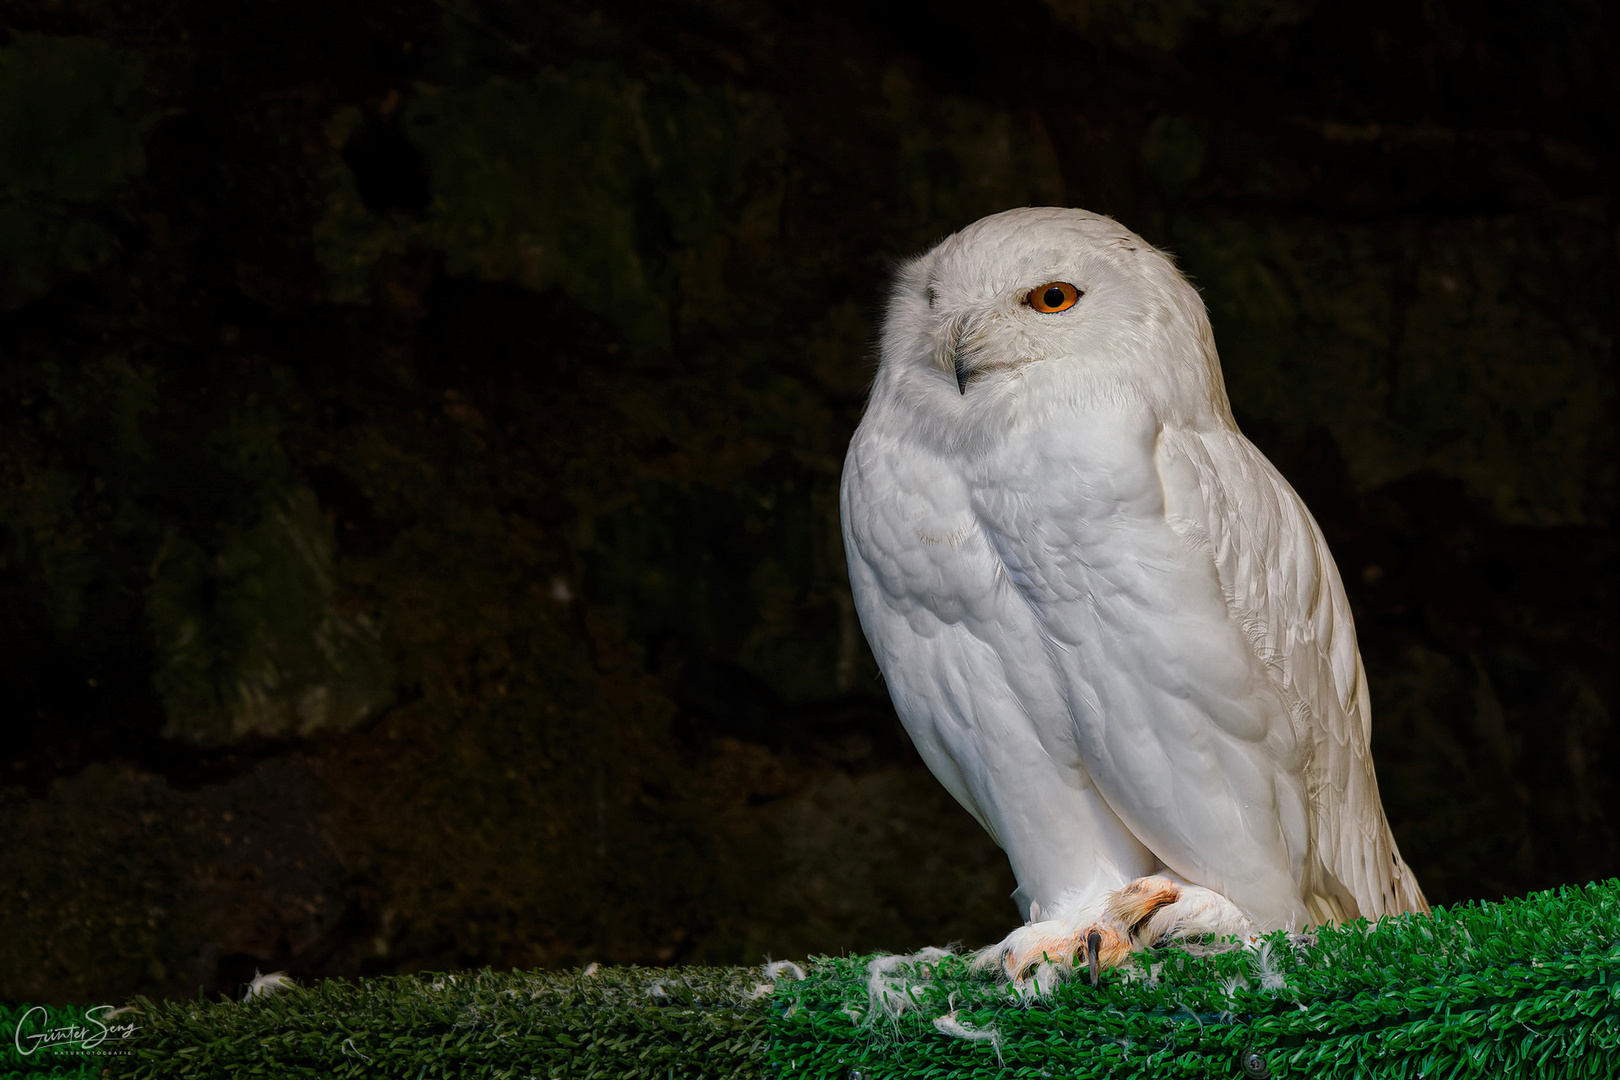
(946, 279, 1086, 394)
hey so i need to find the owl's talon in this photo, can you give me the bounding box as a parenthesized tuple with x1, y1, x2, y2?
(979, 876, 1262, 992)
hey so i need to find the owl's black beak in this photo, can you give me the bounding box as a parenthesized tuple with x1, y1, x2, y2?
(935, 314, 970, 394)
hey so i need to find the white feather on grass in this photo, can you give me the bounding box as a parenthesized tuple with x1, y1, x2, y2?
(764, 960, 806, 982)
(242, 970, 295, 1001)
(864, 947, 954, 1023)
(933, 1003, 1003, 1066)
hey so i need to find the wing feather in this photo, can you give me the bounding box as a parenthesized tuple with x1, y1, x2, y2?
(1158, 426, 1427, 920)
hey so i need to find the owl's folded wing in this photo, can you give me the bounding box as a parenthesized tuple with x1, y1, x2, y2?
(1156, 426, 1426, 920)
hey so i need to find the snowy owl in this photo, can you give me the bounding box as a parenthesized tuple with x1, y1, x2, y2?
(840, 207, 1426, 987)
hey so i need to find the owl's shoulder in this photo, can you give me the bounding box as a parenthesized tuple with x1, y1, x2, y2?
(1155, 425, 1367, 736)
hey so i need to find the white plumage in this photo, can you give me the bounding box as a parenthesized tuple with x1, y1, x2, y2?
(840, 207, 1426, 984)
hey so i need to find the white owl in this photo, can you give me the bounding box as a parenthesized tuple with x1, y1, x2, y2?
(840, 207, 1426, 986)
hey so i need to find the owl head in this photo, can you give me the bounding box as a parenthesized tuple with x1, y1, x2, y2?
(872, 207, 1235, 450)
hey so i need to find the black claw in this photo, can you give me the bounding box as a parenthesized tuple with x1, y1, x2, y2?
(1087, 930, 1102, 988)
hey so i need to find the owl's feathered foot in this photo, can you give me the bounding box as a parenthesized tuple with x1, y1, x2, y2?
(972, 875, 1254, 992)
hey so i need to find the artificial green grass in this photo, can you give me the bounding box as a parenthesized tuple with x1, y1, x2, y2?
(106, 880, 1620, 1079)
(112, 965, 771, 1079)
(777, 879, 1620, 1078)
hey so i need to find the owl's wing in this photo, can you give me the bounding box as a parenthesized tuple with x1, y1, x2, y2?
(965, 410, 1423, 929)
(963, 410, 1312, 929)
(1156, 426, 1426, 921)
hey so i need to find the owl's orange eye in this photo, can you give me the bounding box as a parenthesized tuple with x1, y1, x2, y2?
(1027, 282, 1081, 313)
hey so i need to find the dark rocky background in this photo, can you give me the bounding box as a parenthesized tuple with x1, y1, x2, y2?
(0, 0, 1613, 1005)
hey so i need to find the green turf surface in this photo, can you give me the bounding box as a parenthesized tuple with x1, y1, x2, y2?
(777, 879, 1620, 1078)
(100, 880, 1619, 1079)
(111, 964, 771, 1079)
